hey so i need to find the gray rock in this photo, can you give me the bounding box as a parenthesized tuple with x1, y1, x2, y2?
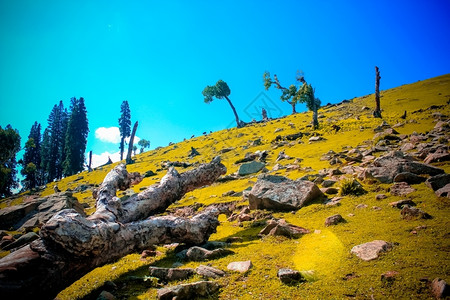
(401, 205, 432, 220)
(390, 182, 416, 196)
(97, 290, 116, 300)
(2, 232, 39, 251)
(436, 183, 450, 198)
(322, 180, 337, 188)
(309, 136, 325, 142)
(185, 246, 234, 261)
(259, 219, 309, 238)
(426, 174, 450, 191)
(320, 187, 339, 195)
(325, 214, 344, 226)
(393, 172, 426, 184)
(424, 152, 450, 164)
(157, 281, 220, 300)
(195, 265, 226, 279)
(227, 260, 253, 273)
(0, 192, 86, 231)
(238, 161, 266, 176)
(389, 199, 416, 208)
(431, 278, 449, 299)
(351, 240, 392, 261)
(248, 174, 324, 211)
(375, 194, 388, 200)
(149, 266, 194, 282)
(367, 151, 444, 183)
(277, 268, 303, 284)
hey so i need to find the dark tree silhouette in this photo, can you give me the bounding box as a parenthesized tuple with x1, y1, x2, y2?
(119, 101, 131, 161)
(138, 139, 150, 153)
(203, 80, 243, 128)
(0, 125, 21, 197)
(373, 66, 382, 118)
(20, 122, 42, 189)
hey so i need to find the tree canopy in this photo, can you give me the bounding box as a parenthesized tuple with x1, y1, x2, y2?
(119, 100, 131, 160)
(0, 125, 21, 197)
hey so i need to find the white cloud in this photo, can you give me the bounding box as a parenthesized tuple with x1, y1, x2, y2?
(90, 151, 121, 168)
(95, 127, 121, 143)
(95, 127, 141, 144)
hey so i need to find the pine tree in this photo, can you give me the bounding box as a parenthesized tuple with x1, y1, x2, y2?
(118, 101, 131, 161)
(45, 101, 68, 182)
(20, 122, 42, 189)
(63, 97, 89, 176)
(40, 128, 51, 183)
(0, 125, 21, 197)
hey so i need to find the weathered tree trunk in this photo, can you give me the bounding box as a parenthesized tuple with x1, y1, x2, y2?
(88, 150, 93, 172)
(120, 137, 125, 161)
(373, 66, 382, 118)
(0, 157, 226, 299)
(126, 121, 138, 164)
(289, 101, 297, 114)
(224, 96, 242, 128)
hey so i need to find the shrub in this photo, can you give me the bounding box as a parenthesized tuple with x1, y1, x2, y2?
(339, 178, 366, 196)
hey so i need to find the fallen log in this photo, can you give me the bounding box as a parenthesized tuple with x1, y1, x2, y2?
(0, 157, 226, 299)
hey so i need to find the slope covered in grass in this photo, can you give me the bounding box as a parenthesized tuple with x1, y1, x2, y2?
(1, 74, 449, 299)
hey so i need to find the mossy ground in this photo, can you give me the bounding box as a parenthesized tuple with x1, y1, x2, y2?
(1, 74, 449, 299)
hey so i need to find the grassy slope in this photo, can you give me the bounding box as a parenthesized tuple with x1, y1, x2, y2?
(2, 74, 449, 299)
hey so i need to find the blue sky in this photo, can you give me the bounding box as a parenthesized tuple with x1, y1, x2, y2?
(1, 0, 449, 167)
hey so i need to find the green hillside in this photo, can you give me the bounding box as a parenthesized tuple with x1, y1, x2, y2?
(1, 74, 450, 299)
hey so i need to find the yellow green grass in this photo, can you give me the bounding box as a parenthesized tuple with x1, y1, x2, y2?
(1, 74, 449, 299)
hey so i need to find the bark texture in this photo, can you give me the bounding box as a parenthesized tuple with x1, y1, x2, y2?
(0, 157, 226, 299)
(126, 121, 138, 164)
(373, 66, 382, 118)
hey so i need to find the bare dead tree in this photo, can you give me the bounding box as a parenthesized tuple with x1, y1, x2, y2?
(373, 66, 382, 118)
(0, 157, 226, 299)
(126, 121, 138, 164)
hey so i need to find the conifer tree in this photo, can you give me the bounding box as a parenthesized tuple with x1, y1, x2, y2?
(20, 122, 42, 189)
(45, 101, 68, 182)
(0, 125, 21, 197)
(40, 128, 51, 183)
(63, 97, 89, 176)
(118, 101, 131, 161)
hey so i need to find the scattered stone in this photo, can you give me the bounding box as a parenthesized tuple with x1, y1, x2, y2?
(351, 240, 392, 261)
(309, 136, 325, 142)
(227, 261, 253, 273)
(141, 250, 160, 258)
(97, 290, 116, 300)
(219, 147, 235, 154)
(390, 182, 416, 196)
(372, 206, 382, 211)
(248, 174, 324, 211)
(276, 150, 291, 162)
(149, 266, 194, 282)
(431, 278, 449, 299)
(376, 194, 388, 200)
(324, 197, 343, 206)
(185, 246, 234, 261)
(424, 152, 450, 164)
(325, 214, 344, 226)
(401, 205, 432, 220)
(277, 268, 303, 284)
(238, 161, 266, 176)
(321, 187, 339, 195)
(272, 163, 285, 171)
(2, 232, 39, 251)
(222, 190, 236, 197)
(195, 265, 226, 279)
(393, 172, 426, 184)
(389, 199, 416, 208)
(259, 219, 309, 238)
(381, 271, 399, 286)
(426, 174, 450, 191)
(356, 204, 368, 209)
(436, 183, 450, 198)
(157, 281, 220, 300)
(322, 180, 337, 188)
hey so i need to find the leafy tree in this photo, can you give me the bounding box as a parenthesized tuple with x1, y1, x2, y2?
(137, 139, 150, 153)
(263, 71, 321, 128)
(63, 97, 89, 176)
(203, 80, 243, 128)
(45, 101, 68, 182)
(0, 125, 21, 197)
(20, 122, 42, 189)
(118, 101, 131, 161)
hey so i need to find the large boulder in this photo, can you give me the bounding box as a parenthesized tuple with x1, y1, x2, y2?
(248, 175, 324, 211)
(366, 151, 444, 183)
(0, 192, 86, 230)
(425, 174, 450, 191)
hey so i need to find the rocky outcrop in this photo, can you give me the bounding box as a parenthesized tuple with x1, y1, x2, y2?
(277, 268, 303, 284)
(351, 240, 392, 261)
(248, 175, 324, 211)
(366, 151, 444, 183)
(149, 266, 194, 282)
(259, 219, 309, 238)
(195, 265, 226, 279)
(237, 161, 266, 176)
(401, 205, 432, 220)
(0, 192, 86, 231)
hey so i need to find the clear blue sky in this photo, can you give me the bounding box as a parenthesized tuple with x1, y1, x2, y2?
(1, 0, 449, 167)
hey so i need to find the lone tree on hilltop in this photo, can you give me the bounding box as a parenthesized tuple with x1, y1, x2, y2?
(119, 100, 131, 161)
(138, 139, 150, 153)
(264, 71, 321, 128)
(373, 66, 382, 118)
(203, 80, 243, 128)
